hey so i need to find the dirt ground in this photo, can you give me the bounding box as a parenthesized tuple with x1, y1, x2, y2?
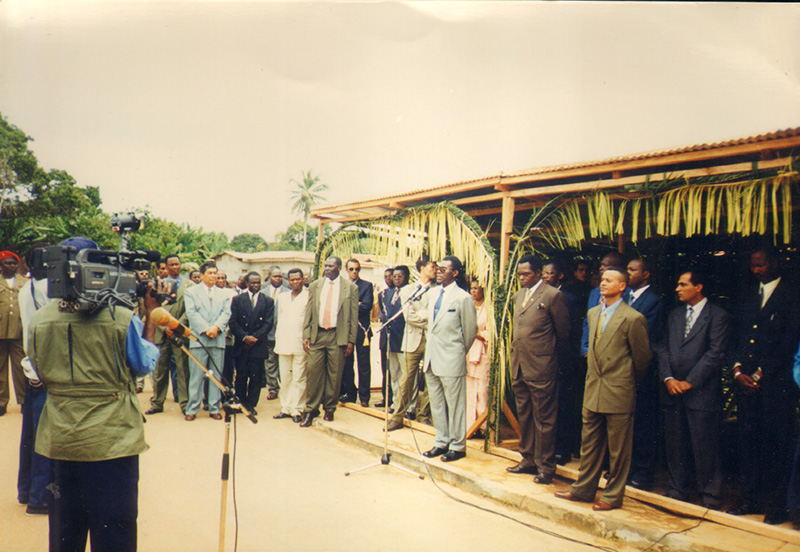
(1, 382, 624, 552)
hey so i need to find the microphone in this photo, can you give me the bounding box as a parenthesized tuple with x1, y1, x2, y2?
(150, 307, 196, 340)
(409, 284, 431, 302)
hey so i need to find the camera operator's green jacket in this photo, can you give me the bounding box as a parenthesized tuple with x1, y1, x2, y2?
(29, 302, 149, 461)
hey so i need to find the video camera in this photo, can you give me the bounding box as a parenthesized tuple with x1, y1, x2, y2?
(40, 246, 161, 313)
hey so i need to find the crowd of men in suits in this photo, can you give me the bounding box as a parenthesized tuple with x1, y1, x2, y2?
(504, 247, 800, 525)
(5, 241, 800, 527)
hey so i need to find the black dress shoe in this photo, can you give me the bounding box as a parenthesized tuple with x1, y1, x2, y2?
(555, 454, 569, 466)
(360, 402, 369, 408)
(534, 473, 553, 485)
(273, 412, 292, 419)
(299, 411, 318, 428)
(323, 411, 334, 422)
(441, 450, 466, 462)
(506, 463, 538, 475)
(422, 446, 449, 458)
(727, 502, 764, 516)
(338, 394, 355, 404)
(292, 415, 303, 423)
(144, 408, 163, 415)
(764, 508, 789, 525)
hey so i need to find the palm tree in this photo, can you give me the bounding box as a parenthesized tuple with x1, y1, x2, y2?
(290, 170, 328, 251)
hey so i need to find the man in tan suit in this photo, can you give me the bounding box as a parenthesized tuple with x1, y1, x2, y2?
(507, 254, 570, 484)
(556, 266, 651, 511)
(301, 256, 358, 426)
(0, 250, 26, 415)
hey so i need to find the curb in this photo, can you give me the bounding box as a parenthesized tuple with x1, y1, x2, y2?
(314, 417, 797, 552)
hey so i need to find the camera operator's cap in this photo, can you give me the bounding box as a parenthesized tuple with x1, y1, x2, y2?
(0, 251, 20, 263)
(59, 237, 98, 252)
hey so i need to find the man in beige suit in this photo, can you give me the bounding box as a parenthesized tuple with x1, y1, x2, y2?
(555, 266, 651, 511)
(0, 250, 26, 415)
(300, 256, 358, 426)
(507, 254, 570, 484)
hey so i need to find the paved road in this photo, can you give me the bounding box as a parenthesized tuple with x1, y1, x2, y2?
(2, 388, 619, 552)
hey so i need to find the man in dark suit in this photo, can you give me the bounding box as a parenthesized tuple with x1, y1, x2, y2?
(727, 248, 800, 525)
(542, 258, 583, 465)
(507, 255, 570, 484)
(229, 272, 274, 415)
(339, 259, 374, 407)
(625, 258, 662, 491)
(300, 256, 358, 426)
(262, 266, 289, 400)
(376, 268, 394, 409)
(657, 270, 728, 509)
(556, 266, 651, 511)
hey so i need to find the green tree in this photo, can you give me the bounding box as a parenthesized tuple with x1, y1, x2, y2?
(229, 233, 268, 253)
(271, 220, 331, 251)
(290, 170, 328, 251)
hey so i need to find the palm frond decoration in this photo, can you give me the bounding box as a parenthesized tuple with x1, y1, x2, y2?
(317, 203, 497, 448)
(532, 163, 798, 248)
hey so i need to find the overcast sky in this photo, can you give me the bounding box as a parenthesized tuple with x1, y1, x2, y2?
(1, 1, 798, 241)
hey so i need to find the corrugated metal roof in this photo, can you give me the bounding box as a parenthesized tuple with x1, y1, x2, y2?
(313, 127, 800, 215)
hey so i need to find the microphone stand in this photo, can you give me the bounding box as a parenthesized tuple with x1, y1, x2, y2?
(345, 287, 426, 479)
(168, 332, 257, 552)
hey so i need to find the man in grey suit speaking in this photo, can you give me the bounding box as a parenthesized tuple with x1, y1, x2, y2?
(421, 256, 478, 463)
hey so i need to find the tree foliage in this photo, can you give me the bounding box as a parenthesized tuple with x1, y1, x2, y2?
(290, 170, 328, 251)
(229, 232, 269, 253)
(271, 220, 330, 251)
(0, 113, 230, 264)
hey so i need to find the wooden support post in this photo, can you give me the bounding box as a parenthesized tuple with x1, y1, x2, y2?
(499, 195, 515, 280)
(466, 409, 488, 439)
(501, 400, 521, 439)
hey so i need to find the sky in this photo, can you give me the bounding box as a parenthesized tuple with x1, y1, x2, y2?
(1, 1, 799, 242)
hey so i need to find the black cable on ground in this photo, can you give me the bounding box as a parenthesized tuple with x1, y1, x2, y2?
(630, 497, 708, 552)
(406, 425, 619, 552)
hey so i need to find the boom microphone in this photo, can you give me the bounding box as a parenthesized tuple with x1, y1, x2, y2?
(150, 307, 196, 340)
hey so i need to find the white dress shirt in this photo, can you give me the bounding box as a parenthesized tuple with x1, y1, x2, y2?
(274, 288, 309, 356)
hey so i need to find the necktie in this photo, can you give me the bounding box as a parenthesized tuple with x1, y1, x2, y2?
(322, 281, 334, 327)
(523, 288, 532, 307)
(391, 287, 400, 305)
(685, 306, 694, 338)
(758, 285, 764, 309)
(433, 288, 445, 320)
(252, 293, 257, 308)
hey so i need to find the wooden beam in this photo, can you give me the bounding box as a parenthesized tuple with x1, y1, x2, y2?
(451, 191, 506, 206)
(506, 157, 792, 200)
(499, 195, 515, 280)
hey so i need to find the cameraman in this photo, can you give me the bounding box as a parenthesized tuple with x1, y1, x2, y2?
(28, 260, 158, 552)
